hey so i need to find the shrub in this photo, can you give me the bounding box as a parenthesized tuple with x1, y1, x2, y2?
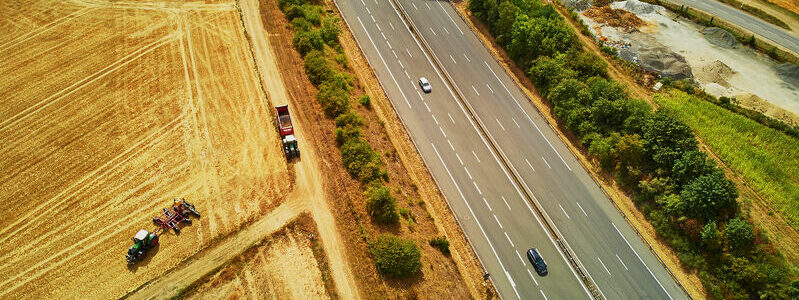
(366, 184, 399, 224)
(680, 172, 738, 221)
(528, 55, 577, 94)
(340, 138, 385, 184)
(700, 221, 719, 245)
(316, 81, 351, 118)
(359, 95, 371, 108)
(304, 50, 332, 84)
(334, 125, 361, 145)
(567, 50, 608, 80)
(335, 112, 362, 127)
(321, 17, 342, 46)
(300, 4, 323, 25)
(370, 234, 421, 277)
(725, 218, 754, 251)
(293, 29, 324, 56)
(278, 0, 305, 11)
(290, 17, 313, 33)
(429, 236, 450, 254)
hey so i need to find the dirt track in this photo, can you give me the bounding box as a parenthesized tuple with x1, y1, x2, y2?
(0, 1, 290, 298)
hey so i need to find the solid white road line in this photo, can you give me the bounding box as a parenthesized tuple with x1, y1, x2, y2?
(471, 85, 480, 96)
(494, 214, 503, 229)
(504, 232, 515, 247)
(525, 158, 536, 172)
(357, 17, 411, 109)
(431, 143, 519, 299)
(496, 118, 505, 131)
(617, 254, 629, 271)
(516, 250, 526, 266)
(541, 156, 552, 169)
(486, 84, 495, 94)
(512, 117, 520, 128)
(436, 0, 464, 35)
(501, 196, 511, 210)
(448, 112, 456, 124)
(483, 197, 492, 211)
(576, 202, 588, 216)
(559, 204, 570, 219)
(472, 150, 481, 163)
(464, 166, 473, 180)
(612, 223, 673, 299)
(527, 269, 539, 286)
(598, 257, 611, 275)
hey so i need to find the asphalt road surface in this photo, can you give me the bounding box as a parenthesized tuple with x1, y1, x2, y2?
(668, 0, 799, 55)
(334, 0, 688, 298)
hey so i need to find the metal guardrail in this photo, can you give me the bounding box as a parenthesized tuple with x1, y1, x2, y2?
(387, 0, 604, 298)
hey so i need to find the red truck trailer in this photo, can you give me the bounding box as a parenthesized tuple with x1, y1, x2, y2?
(275, 105, 299, 159)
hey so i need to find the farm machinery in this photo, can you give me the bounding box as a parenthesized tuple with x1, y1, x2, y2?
(276, 105, 300, 159)
(126, 198, 200, 264)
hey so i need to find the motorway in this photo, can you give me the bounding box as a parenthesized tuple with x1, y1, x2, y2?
(668, 0, 799, 55)
(334, 0, 687, 299)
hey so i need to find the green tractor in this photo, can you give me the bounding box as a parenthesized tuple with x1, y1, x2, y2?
(126, 229, 159, 264)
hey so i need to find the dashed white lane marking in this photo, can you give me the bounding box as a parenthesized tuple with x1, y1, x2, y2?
(472, 181, 482, 195)
(598, 257, 611, 275)
(516, 250, 526, 266)
(412, 2, 418, 9)
(391, 50, 397, 58)
(540, 290, 549, 300)
(431, 114, 439, 125)
(366, 6, 371, 14)
(472, 150, 481, 163)
(436, 0, 464, 35)
(501, 196, 511, 210)
(357, 17, 411, 109)
(450, 54, 457, 64)
(381, 31, 387, 40)
(424, 102, 431, 112)
(493, 214, 503, 229)
(482, 197, 492, 211)
(360, 0, 365, 7)
(559, 204, 570, 219)
(464, 166, 473, 180)
(442, 26, 449, 34)
(576, 202, 588, 216)
(386, 40, 392, 49)
(406, 48, 412, 57)
(616, 254, 629, 271)
(370, 15, 376, 23)
(525, 158, 536, 172)
(404, 69, 410, 79)
(471, 85, 480, 96)
(512, 117, 520, 128)
(463, 53, 471, 62)
(448, 113, 455, 124)
(389, 21, 395, 30)
(496, 118, 505, 131)
(486, 84, 494, 94)
(541, 156, 552, 169)
(425, 2, 431, 9)
(429, 27, 436, 36)
(504, 231, 515, 247)
(375, 23, 381, 31)
(397, 59, 404, 69)
(527, 269, 539, 286)
(455, 152, 463, 165)
(416, 90, 423, 101)
(612, 223, 673, 299)
(447, 139, 455, 151)
(431, 143, 518, 299)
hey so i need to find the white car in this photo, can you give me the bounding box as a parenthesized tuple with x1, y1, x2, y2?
(418, 77, 432, 93)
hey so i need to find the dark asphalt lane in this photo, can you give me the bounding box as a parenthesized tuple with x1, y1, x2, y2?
(335, 0, 689, 298)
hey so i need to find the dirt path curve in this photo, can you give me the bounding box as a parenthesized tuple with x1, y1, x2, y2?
(238, 0, 361, 298)
(126, 197, 305, 300)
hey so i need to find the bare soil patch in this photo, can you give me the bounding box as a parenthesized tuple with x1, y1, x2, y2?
(0, 1, 290, 298)
(584, 5, 648, 31)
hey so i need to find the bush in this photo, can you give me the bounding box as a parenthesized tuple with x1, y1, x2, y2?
(725, 218, 754, 251)
(359, 95, 371, 108)
(316, 81, 351, 118)
(335, 112, 362, 128)
(340, 138, 385, 184)
(278, 0, 306, 11)
(680, 172, 738, 221)
(370, 234, 421, 277)
(429, 236, 450, 254)
(304, 50, 332, 84)
(366, 184, 399, 224)
(641, 112, 698, 169)
(334, 125, 361, 145)
(291, 17, 312, 33)
(293, 29, 324, 56)
(321, 17, 342, 46)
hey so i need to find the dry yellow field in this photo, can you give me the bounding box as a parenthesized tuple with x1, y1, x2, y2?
(0, 0, 290, 298)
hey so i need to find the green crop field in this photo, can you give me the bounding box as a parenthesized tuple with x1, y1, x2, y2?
(655, 91, 799, 229)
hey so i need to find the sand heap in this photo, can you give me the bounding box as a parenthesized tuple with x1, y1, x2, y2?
(703, 27, 740, 49)
(695, 60, 736, 87)
(584, 5, 648, 32)
(735, 93, 799, 127)
(776, 63, 799, 88)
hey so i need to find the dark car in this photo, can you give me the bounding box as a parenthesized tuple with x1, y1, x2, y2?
(527, 248, 548, 276)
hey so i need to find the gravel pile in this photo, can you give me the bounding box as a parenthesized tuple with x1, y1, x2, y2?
(702, 27, 739, 49)
(695, 60, 736, 87)
(776, 63, 799, 88)
(563, 0, 592, 11)
(624, 46, 693, 79)
(614, 0, 662, 15)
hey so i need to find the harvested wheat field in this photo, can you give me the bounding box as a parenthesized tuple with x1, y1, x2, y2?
(0, 0, 290, 299)
(185, 215, 335, 300)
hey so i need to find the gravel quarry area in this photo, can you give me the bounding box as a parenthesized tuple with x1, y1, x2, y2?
(576, 0, 799, 123)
